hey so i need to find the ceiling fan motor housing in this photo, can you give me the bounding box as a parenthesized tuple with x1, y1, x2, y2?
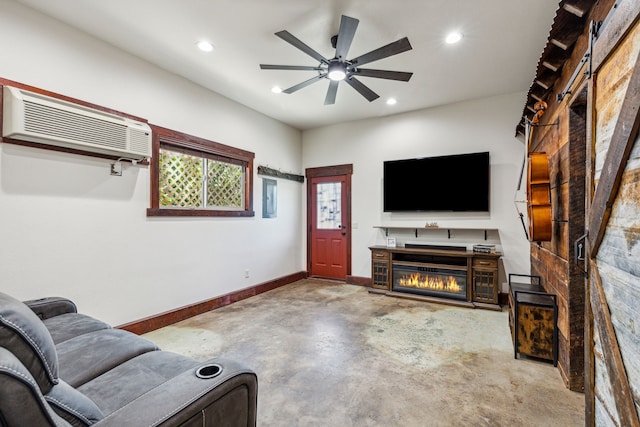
(259, 15, 413, 104)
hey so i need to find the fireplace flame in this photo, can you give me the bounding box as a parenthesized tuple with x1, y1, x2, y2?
(398, 273, 462, 292)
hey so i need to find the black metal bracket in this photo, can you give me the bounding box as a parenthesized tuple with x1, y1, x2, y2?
(574, 232, 589, 276)
(557, 1, 620, 102)
(557, 20, 598, 102)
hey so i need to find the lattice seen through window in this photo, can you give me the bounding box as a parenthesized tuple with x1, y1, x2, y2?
(159, 148, 244, 209)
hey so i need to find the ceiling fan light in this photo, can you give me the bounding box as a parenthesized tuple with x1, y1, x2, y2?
(328, 62, 347, 81)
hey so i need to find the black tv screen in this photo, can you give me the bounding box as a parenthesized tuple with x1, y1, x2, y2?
(383, 151, 490, 212)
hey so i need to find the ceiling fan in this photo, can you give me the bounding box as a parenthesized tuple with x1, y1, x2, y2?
(260, 15, 413, 105)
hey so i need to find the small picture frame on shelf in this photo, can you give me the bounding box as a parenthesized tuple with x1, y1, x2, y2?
(386, 237, 397, 248)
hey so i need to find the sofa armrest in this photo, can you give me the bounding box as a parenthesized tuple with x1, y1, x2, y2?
(23, 297, 78, 319)
(94, 358, 257, 427)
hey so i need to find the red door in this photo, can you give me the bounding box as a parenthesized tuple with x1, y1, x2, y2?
(308, 174, 350, 279)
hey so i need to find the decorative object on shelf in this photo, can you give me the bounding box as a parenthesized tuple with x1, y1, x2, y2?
(257, 165, 304, 183)
(386, 237, 397, 248)
(473, 244, 496, 254)
(260, 15, 413, 105)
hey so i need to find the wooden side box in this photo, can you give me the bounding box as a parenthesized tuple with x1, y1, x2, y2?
(508, 274, 558, 366)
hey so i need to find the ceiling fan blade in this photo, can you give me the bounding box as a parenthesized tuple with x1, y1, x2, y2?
(344, 77, 379, 102)
(335, 15, 359, 60)
(324, 80, 339, 105)
(260, 64, 325, 71)
(350, 37, 412, 67)
(283, 74, 327, 94)
(352, 68, 413, 81)
(275, 30, 329, 64)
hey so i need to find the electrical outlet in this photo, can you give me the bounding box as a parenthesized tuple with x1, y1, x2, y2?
(110, 162, 122, 176)
(244, 269, 250, 278)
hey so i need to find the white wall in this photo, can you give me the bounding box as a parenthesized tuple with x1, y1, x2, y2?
(0, 1, 530, 325)
(302, 93, 531, 290)
(0, 0, 304, 325)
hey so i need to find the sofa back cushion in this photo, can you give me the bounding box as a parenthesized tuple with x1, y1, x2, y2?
(46, 379, 104, 426)
(0, 291, 58, 392)
(0, 347, 71, 427)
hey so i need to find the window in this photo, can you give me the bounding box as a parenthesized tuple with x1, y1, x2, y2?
(147, 126, 254, 217)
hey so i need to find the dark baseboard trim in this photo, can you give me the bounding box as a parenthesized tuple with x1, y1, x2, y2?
(346, 275, 371, 287)
(118, 271, 308, 335)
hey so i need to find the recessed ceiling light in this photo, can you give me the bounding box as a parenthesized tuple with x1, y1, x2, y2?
(445, 32, 463, 44)
(271, 86, 282, 94)
(386, 98, 397, 105)
(196, 40, 214, 52)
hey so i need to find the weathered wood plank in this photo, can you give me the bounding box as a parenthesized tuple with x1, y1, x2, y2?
(595, 257, 640, 403)
(585, 78, 597, 427)
(592, 0, 640, 73)
(589, 45, 640, 255)
(556, 220, 570, 262)
(565, 101, 587, 393)
(590, 260, 640, 426)
(594, 338, 621, 426)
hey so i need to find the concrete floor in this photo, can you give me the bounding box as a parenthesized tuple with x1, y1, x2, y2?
(144, 279, 585, 426)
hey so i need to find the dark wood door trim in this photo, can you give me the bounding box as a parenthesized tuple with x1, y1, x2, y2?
(306, 164, 353, 178)
(305, 165, 353, 278)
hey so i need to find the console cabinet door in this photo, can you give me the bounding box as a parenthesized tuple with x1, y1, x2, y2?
(371, 250, 390, 290)
(472, 257, 498, 304)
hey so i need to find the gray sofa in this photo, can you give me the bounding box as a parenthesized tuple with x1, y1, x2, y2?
(0, 291, 257, 426)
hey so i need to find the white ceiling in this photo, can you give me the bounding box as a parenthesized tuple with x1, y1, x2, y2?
(14, 0, 560, 130)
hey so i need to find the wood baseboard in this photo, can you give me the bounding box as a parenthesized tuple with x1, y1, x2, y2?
(346, 275, 371, 286)
(117, 271, 308, 335)
(499, 292, 508, 306)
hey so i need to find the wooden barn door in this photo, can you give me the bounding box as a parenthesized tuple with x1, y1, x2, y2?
(584, 11, 640, 426)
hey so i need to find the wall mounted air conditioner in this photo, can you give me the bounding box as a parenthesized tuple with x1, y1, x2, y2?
(2, 86, 151, 160)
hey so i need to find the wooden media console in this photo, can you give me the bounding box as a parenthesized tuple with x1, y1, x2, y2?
(369, 245, 501, 310)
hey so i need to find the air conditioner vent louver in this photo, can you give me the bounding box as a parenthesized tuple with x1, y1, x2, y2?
(129, 127, 151, 154)
(2, 86, 151, 160)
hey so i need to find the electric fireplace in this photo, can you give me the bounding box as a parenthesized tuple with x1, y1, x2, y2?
(392, 262, 467, 301)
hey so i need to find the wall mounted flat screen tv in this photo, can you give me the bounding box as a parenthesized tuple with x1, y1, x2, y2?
(383, 151, 490, 212)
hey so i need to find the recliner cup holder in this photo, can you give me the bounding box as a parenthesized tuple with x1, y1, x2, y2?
(195, 363, 223, 379)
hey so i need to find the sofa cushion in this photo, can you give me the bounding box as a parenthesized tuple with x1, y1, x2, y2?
(56, 328, 158, 387)
(77, 350, 199, 416)
(0, 347, 71, 427)
(24, 296, 78, 320)
(43, 313, 111, 345)
(46, 379, 104, 427)
(0, 291, 58, 393)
